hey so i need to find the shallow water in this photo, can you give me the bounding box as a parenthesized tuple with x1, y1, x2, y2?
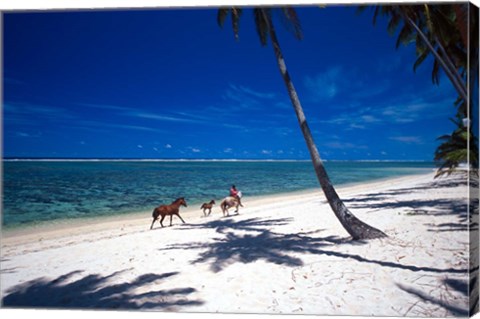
(2, 160, 434, 229)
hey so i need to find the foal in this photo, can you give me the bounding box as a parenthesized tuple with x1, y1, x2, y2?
(150, 197, 187, 230)
(200, 200, 215, 216)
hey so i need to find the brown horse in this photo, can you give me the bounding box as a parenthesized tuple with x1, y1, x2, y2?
(150, 197, 187, 230)
(220, 196, 240, 217)
(200, 200, 215, 216)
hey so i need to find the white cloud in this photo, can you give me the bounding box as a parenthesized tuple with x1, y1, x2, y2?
(361, 115, 380, 123)
(137, 145, 143, 149)
(228, 84, 276, 100)
(78, 120, 161, 133)
(165, 144, 172, 149)
(222, 84, 277, 112)
(132, 112, 203, 124)
(325, 142, 368, 150)
(78, 103, 135, 112)
(349, 123, 366, 129)
(261, 150, 272, 155)
(234, 84, 276, 99)
(224, 148, 233, 153)
(304, 67, 342, 101)
(275, 102, 291, 110)
(16, 132, 30, 137)
(316, 94, 452, 131)
(380, 95, 453, 124)
(316, 109, 378, 130)
(80, 102, 208, 125)
(6, 102, 76, 125)
(389, 136, 423, 144)
(15, 131, 42, 138)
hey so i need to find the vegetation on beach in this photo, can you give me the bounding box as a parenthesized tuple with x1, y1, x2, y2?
(359, 3, 478, 177)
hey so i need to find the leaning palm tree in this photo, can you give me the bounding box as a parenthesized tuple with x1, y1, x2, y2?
(359, 3, 478, 177)
(218, 7, 386, 240)
(358, 4, 470, 103)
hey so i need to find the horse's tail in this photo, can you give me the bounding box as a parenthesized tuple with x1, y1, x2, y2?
(200, 203, 206, 209)
(220, 199, 227, 211)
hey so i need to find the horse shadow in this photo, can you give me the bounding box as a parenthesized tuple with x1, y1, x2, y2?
(2, 270, 203, 310)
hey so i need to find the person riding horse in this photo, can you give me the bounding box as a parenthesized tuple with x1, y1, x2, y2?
(229, 185, 243, 207)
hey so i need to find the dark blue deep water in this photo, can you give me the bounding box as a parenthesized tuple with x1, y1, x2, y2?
(2, 160, 434, 229)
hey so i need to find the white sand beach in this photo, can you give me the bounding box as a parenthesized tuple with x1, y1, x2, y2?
(0, 172, 476, 317)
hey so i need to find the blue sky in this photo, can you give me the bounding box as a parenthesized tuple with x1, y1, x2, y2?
(3, 5, 458, 160)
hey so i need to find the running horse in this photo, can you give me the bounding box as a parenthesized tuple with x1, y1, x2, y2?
(200, 200, 215, 216)
(150, 197, 187, 229)
(220, 196, 240, 217)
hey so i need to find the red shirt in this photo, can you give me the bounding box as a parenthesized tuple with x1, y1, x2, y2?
(230, 188, 238, 197)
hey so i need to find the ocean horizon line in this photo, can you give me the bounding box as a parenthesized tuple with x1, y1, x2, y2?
(2, 157, 434, 163)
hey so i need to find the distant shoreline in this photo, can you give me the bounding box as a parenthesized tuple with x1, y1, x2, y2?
(1, 171, 434, 243)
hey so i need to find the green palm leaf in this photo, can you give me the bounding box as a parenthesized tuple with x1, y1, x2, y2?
(254, 8, 269, 46)
(217, 7, 243, 40)
(280, 7, 303, 40)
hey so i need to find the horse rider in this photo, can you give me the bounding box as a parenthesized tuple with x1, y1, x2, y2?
(230, 185, 244, 207)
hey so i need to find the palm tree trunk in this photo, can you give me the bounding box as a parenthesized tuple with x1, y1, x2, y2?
(400, 10, 468, 102)
(263, 11, 386, 240)
(434, 34, 467, 94)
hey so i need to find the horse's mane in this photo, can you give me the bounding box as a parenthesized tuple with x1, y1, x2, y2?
(173, 197, 185, 204)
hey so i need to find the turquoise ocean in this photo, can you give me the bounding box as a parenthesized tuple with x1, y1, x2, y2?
(2, 160, 435, 229)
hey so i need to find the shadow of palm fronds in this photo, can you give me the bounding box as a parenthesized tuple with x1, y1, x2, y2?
(2, 270, 203, 310)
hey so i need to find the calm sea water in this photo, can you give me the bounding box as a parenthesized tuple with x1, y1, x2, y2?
(2, 160, 434, 229)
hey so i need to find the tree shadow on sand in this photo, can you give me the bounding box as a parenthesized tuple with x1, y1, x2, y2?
(159, 217, 467, 275)
(397, 278, 469, 316)
(158, 217, 348, 272)
(342, 175, 477, 233)
(2, 270, 203, 310)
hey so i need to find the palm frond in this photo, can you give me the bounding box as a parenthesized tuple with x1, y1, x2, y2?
(254, 8, 269, 46)
(372, 6, 380, 25)
(217, 7, 243, 41)
(413, 49, 429, 73)
(431, 50, 441, 84)
(396, 23, 414, 48)
(217, 8, 229, 27)
(423, 4, 434, 34)
(387, 12, 401, 35)
(231, 8, 243, 40)
(355, 5, 368, 15)
(372, 5, 391, 26)
(281, 6, 303, 40)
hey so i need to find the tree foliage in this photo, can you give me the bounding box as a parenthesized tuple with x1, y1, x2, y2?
(359, 3, 479, 177)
